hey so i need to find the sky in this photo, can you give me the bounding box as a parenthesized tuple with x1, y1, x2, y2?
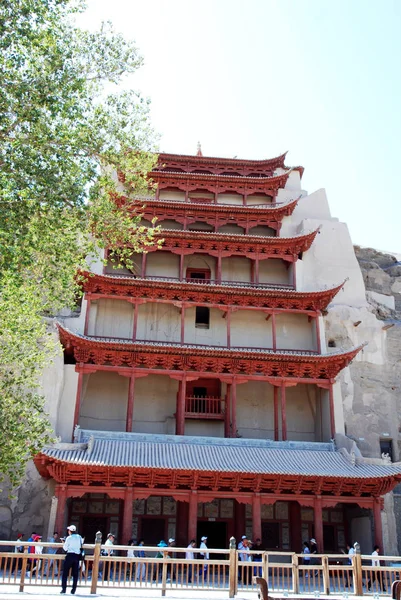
(77, 0, 400, 254)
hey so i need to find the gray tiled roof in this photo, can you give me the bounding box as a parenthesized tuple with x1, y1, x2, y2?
(42, 430, 401, 479)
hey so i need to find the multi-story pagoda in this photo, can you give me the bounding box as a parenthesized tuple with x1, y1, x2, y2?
(35, 149, 401, 552)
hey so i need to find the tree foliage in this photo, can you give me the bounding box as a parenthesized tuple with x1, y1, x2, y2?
(0, 0, 159, 487)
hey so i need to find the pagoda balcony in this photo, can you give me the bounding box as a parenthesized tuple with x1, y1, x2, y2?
(135, 274, 294, 290)
(184, 396, 225, 420)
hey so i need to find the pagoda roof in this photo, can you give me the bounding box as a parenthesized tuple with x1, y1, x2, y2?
(81, 272, 345, 312)
(58, 325, 363, 380)
(155, 228, 319, 260)
(35, 429, 401, 496)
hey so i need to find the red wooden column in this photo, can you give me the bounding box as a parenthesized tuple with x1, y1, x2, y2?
(329, 381, 335, 439)
(216, 253, 222, 283)
(141, 252, 147, 278)
(122, 487, 134, 543)
(179, 253, 184, 281)
(126, 375, 135, 432)
(184, 190, 189, 202)
(252, 493, 262, 541)
(188, 490, 198, 542)
(176, 376, 186, 435)
(226, 309, 231, 348)
(271, 312, 277, 351)
(315, 313, 322, 353)
(280, 382, 287, 441)
(54, 484, 68, 535)
(231, 379, 237, 437)
(292, 258, 297, 289)
(72, 370, 84, 437)
(84, 296, 91, 335)
(132, 301, 139, 341)
(314, 496, 324, 552)
(255, 257, 260, 284)
(373, 497, 384, 549)
(180, 304, 186, 344)
(224, 383, 231, 438)
(273, 385, 279, 441)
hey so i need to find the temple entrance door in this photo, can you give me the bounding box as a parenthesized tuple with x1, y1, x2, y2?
(81, 517, 108, 544)
(197, 521, 228, 558)
(141, 518, 166, 546)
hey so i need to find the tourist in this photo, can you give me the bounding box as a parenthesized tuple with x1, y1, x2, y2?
(153, 540, 167, 582)
(302, 541, 310, 578)
(60, 525, 83, 595)
(367, 545, 386, 592)
(13, 533, 24, 574)
(310, 538, 319, 576)
(44, 531, 59, 576)
(186, 539, 196, 583)
(238, 535, 251, 584)
(126, 538, 136, 579)
(166, 537, 176, 583)
(30, 534, 43, 576)
(136, 539, 146, 581)
(103, 533, 115, 582)
(199, 536, 209, 578)
(253, 538, 263, 577)
(343, 542, 355, 588)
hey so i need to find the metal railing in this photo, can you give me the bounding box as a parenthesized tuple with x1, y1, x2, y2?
(1, 537, 398, 597)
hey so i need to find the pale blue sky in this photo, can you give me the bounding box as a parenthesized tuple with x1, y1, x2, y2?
(78, 0, 400, 253)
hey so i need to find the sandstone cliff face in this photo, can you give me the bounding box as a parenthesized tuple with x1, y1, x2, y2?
(325, 246, 401, 554)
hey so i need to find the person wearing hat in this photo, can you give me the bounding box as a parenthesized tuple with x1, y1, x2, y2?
(199, 536, 209, 577)
(310, 538, 319, 576)
(238, 535, 251, 584)
(153, 541, 168, 582)
(30, 534, 43, 576)
(103, 533, 115, 582)
(166, 538, 176, 583)
(60, 525, 83, 594)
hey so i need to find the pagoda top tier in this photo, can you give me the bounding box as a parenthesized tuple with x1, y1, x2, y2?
(154, 151, 304, 178)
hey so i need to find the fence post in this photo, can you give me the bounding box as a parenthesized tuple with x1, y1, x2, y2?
(292, 553, 299, 594)
(263, 552, 269, 586)
(90, 531, 102, 595)
(161, 549, 168, 597)
(18, 546, 29, 593)
(322, 555, 330, 595)
(229, 536, 237, 598)
(353, 543, 363, 596)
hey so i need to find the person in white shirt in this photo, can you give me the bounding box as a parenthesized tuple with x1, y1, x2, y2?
(186, 539, 196, 583)
(199, 536, 209, 577)
(238, 535, 251, 584)
(103, 533, 115, 582)
(367, 545, 386, 592)
(60, 525, 83, 595)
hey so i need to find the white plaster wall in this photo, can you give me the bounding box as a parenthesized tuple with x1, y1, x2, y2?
(332, 380, 345, 435)
(79, 371, 128, 431)
(218, 224, 245, 235)
(91, 299, 134, 339)
(286, 385, 319, 442)
(105, 252, 141, 276)
(137, 302, 180, 343)
(188, 222, 214, 231)
(132, 375, 177, 433)
(221, 256, 251, 282)
(184, 254, 216, 279)
(86, 246, 105, 275)
(63, 297, 88, 334)
(246, 194, 273, 206)
(39, 334, 65, 430)
(276, 313, 314, 351)
(57, 365, 79, 441)
(158, 219, 183, 230)
(185, 420, 224, 437)
(248, 225, 275, 237)
(189, 192, 214, 201)
(184, 307, 226, 346)
(259, 259, 290, 285)
(231, 310, 273, 348)
(237, 381, 274, 439)
(160, 190, 185, 201)
(217, 193, 242, 205)
(146, 251, 179, 278)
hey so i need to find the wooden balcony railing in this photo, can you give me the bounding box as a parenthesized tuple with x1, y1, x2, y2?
(185, 396, 225, 419)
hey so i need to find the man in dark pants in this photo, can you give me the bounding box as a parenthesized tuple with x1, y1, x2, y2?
(61, 525, 83, 595)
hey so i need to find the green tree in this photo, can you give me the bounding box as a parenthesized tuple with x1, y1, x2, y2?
(0, 0, 159, 487)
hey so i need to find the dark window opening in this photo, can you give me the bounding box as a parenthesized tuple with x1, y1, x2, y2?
(380, 439, 393, 461)
(328, 340, 336, 348)
(195, 306, 210, 328)
(186, 268, 211, 282)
